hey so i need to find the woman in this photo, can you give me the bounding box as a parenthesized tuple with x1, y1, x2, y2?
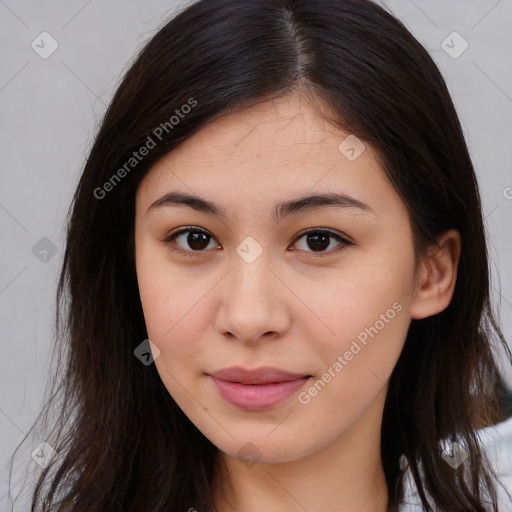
(8, 0, 512, 510)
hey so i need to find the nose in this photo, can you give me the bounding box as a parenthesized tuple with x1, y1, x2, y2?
(214, 248, 291, 344)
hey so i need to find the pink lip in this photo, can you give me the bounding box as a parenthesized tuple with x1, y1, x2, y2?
(208, 366, 312, 410)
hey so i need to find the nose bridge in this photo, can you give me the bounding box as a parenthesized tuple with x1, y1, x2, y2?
(216, 240, 289, 342)
(231, 243, 273, 315)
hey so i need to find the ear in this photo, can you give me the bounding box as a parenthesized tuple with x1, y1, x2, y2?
(410, 229, 462, 320)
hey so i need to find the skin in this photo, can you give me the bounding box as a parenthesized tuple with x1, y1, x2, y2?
(134, 91, 461, 512)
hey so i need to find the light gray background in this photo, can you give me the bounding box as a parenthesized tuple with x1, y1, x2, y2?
(1, 1, 511, 510)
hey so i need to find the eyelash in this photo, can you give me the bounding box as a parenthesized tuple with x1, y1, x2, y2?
(162, 226, 353, 258)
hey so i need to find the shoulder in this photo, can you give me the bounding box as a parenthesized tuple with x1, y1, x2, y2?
(477, 415, 512, 508)
(398, 416, 512, 511)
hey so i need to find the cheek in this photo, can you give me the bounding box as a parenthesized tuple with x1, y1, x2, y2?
(301, 248, 412, 335)
(136, 252, 216, 408)
(135, 240, 217, 367)
(291, 266, 412, 442)
(296, 244, 415, 392)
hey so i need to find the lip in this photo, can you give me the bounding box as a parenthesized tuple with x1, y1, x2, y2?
(208, 366, 312, 410)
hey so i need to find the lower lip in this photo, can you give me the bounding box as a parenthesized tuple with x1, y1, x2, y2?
(209, 375, 311, 410)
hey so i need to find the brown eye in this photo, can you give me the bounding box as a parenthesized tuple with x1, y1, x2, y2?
(162, 226, 352, 258)
(163, 227, 220, 256)
(292, 229, 352, 255)
(182, 231, 210, 251)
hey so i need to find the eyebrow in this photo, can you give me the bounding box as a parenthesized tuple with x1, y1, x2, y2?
(147, 191, 376, 221)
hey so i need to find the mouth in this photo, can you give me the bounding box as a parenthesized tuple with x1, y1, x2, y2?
(207, 366, 313, 410)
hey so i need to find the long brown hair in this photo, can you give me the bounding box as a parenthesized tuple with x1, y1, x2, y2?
(7, 0, 512, 510)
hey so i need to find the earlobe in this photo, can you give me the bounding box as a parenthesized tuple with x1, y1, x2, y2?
(410, 229, 462, 320)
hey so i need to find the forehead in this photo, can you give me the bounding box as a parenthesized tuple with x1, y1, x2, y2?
(135, 92, 400, 221)
(168, 93, 346, 169)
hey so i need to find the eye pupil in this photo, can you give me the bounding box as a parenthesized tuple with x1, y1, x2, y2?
(307, 233, 330, 251)
(188, 232, 209, 250)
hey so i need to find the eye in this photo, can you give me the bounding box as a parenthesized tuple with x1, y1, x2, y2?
(162, 226, 220, 257)
(291, 228, 352, 256)
(162, 226, 352, 257)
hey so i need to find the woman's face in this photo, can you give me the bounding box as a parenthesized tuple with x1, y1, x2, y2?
(135, 92, 419, 463)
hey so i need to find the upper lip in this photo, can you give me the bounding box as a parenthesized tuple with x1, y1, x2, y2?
(209, 366, 311, 385)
